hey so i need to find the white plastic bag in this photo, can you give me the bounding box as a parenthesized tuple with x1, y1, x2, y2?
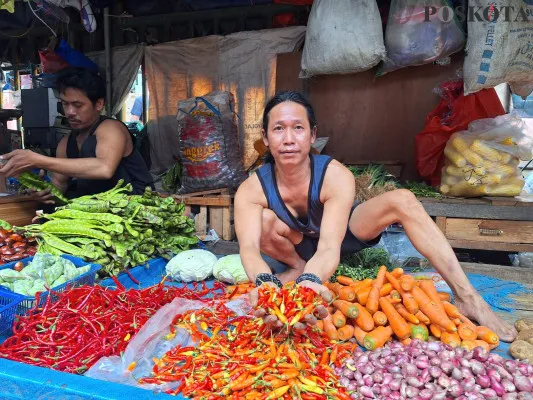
(464, 0, 533, 97)
(300, 0, 386, 78)
(440, 113, 533, 197)
(85, 296, 251, 391)
(379, 0, 465, 75)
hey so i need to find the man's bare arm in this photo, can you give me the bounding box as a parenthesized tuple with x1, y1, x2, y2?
(234, 176, 272, 283)
(50, 136, 70, 193)
(36, 120, 127, 180)
(303, 163, 355, 282)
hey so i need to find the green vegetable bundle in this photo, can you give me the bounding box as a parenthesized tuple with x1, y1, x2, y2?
(18, 171, 69, 204)
(21, 180, 198, 277)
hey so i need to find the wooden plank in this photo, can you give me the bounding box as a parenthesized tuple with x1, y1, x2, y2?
(209, 207, 224, 237)
(448, 239, 533, 252)
(435, 216, 446, 233)
(178, 188, 230, 198)
(175, 196, 232, 207)
(0, 201, 38, 226)
(421, 201, 533, 221)
(222, 205, 234, 240)
(460, 262, 533, 285)
(195, 206, 207, 235)
(445, 219, 533, 244)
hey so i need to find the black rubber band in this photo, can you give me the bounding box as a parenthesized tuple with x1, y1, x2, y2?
(295, 273, 322, 285)
(255, 273, 282, 289)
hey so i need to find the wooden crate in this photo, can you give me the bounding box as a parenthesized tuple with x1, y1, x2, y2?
(172, 188, 235, 240)
(420, 196, 533, 252)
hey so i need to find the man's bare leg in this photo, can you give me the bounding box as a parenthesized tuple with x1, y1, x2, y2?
(349, 189, 517, 342)
(260, 209, 306, 283)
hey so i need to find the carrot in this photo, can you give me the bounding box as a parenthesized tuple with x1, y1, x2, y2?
(353, 325, 367, 346)
(373, 311, 388, 326)
(461, 340, 477, 351)
(438, 292, 451, 302)
(411, 324, 429, 341)
(390, 290, 401, 300)
(394, 303, 419, 324)
(391, 268, 404, 278)
(418, 280, 447, 315)
(401, 337, 412, 346)
(336, 276, 356, 286)
(415, 311, 430, 325)
(363, 326, 393, 350)
(400, 275, 415, 291)
(366, 266, 387, 314)
(442, 301, 461, 319)
(429, 323, 442, 339)
(332, 309, 346, 328)
(379, 297, 411, 340)
(316, 320, 324, 331)
(473, 340, 491, 352)
(338, 286, 356, 302)
(337, 325, 355, 341)
(379, 283, 393, 297)
(353, 303, 375, 332)
(412, 286, 456, 333)
(441, 332, 461, 347)
(357, 287, 370, 305)
(322, 314, 339, 340)
(385, 296, 402, 305)
(401, 291, 419, 315)
(353, 278, 372, 293)
(476, 326, 500, 345)
(385, 272, 401, 291)
(332, 300, 359, 319)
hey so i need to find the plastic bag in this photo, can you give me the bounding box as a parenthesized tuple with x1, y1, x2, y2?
(464, 0, 533, 98)
(176, 91, 247, 193)
(440, 113, 533, 197)
(38, 49, 69, 74)
(415, 79, 506, 186)
(85, 295, 250, 391)
(299, 0, 386, 78)
(379, 0, 465, 75)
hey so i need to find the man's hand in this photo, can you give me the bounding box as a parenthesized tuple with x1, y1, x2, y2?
(298, 280, 332, 322)
(0, 150, 42, 177)
(250, 282, 284, 329)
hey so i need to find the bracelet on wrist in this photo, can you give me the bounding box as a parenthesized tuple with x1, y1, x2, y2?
(295, 273, 322, 285)
(255, 273, 282, 289)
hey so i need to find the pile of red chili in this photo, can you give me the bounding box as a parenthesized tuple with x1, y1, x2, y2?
(137, 284, 354, 399)
(0, 279, 225, 374)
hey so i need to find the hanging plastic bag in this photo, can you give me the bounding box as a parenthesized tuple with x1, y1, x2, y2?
(300, 0, 386, 78)
(378, 0, 465, 75)
(440, 113, 533, 197)
(414, 79, 506, 186)
(85, 295, 250, 391)
(176, 91, 247, 193)
(464, 0, 533, 98)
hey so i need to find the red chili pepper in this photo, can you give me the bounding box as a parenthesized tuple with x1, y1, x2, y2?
(124, 269, 140, 285)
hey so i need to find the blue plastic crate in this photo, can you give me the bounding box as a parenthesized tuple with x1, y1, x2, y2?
(0, 255, 101, 315)
(0, 290, 24, 336)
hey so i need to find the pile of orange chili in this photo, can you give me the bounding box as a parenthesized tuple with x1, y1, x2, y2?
(138, 284, 354, 399)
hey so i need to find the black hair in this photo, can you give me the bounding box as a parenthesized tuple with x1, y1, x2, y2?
(55, 67, 106, 105)
(262, 91, 317, 135)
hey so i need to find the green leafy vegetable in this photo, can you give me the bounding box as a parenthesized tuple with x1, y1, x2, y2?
(401, 181, 441, 198)
(331, 247, 392, 282)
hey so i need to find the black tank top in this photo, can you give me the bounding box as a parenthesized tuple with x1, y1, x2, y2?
(66, 116, 154, 197)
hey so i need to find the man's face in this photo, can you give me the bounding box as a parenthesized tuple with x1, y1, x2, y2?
(262, 101, 316, 165)
(59, 88, 104, 130)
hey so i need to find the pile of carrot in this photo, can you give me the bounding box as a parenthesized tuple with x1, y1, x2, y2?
(322, 266, 500, 352)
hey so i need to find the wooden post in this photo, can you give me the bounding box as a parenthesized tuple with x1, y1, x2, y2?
(195, 206, 207, 236)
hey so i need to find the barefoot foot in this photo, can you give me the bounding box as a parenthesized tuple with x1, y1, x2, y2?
(454, 294, 517, 342)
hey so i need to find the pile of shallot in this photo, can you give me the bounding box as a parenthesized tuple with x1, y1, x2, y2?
(337, 339, 533, 399)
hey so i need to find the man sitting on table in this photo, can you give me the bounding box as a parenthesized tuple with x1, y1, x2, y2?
(234, 90, 517, 342)
(0, 67, 153, 203)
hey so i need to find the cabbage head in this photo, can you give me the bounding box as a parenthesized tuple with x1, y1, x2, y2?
(165, 249, 217, 282)
(212, 254, 249, 284)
